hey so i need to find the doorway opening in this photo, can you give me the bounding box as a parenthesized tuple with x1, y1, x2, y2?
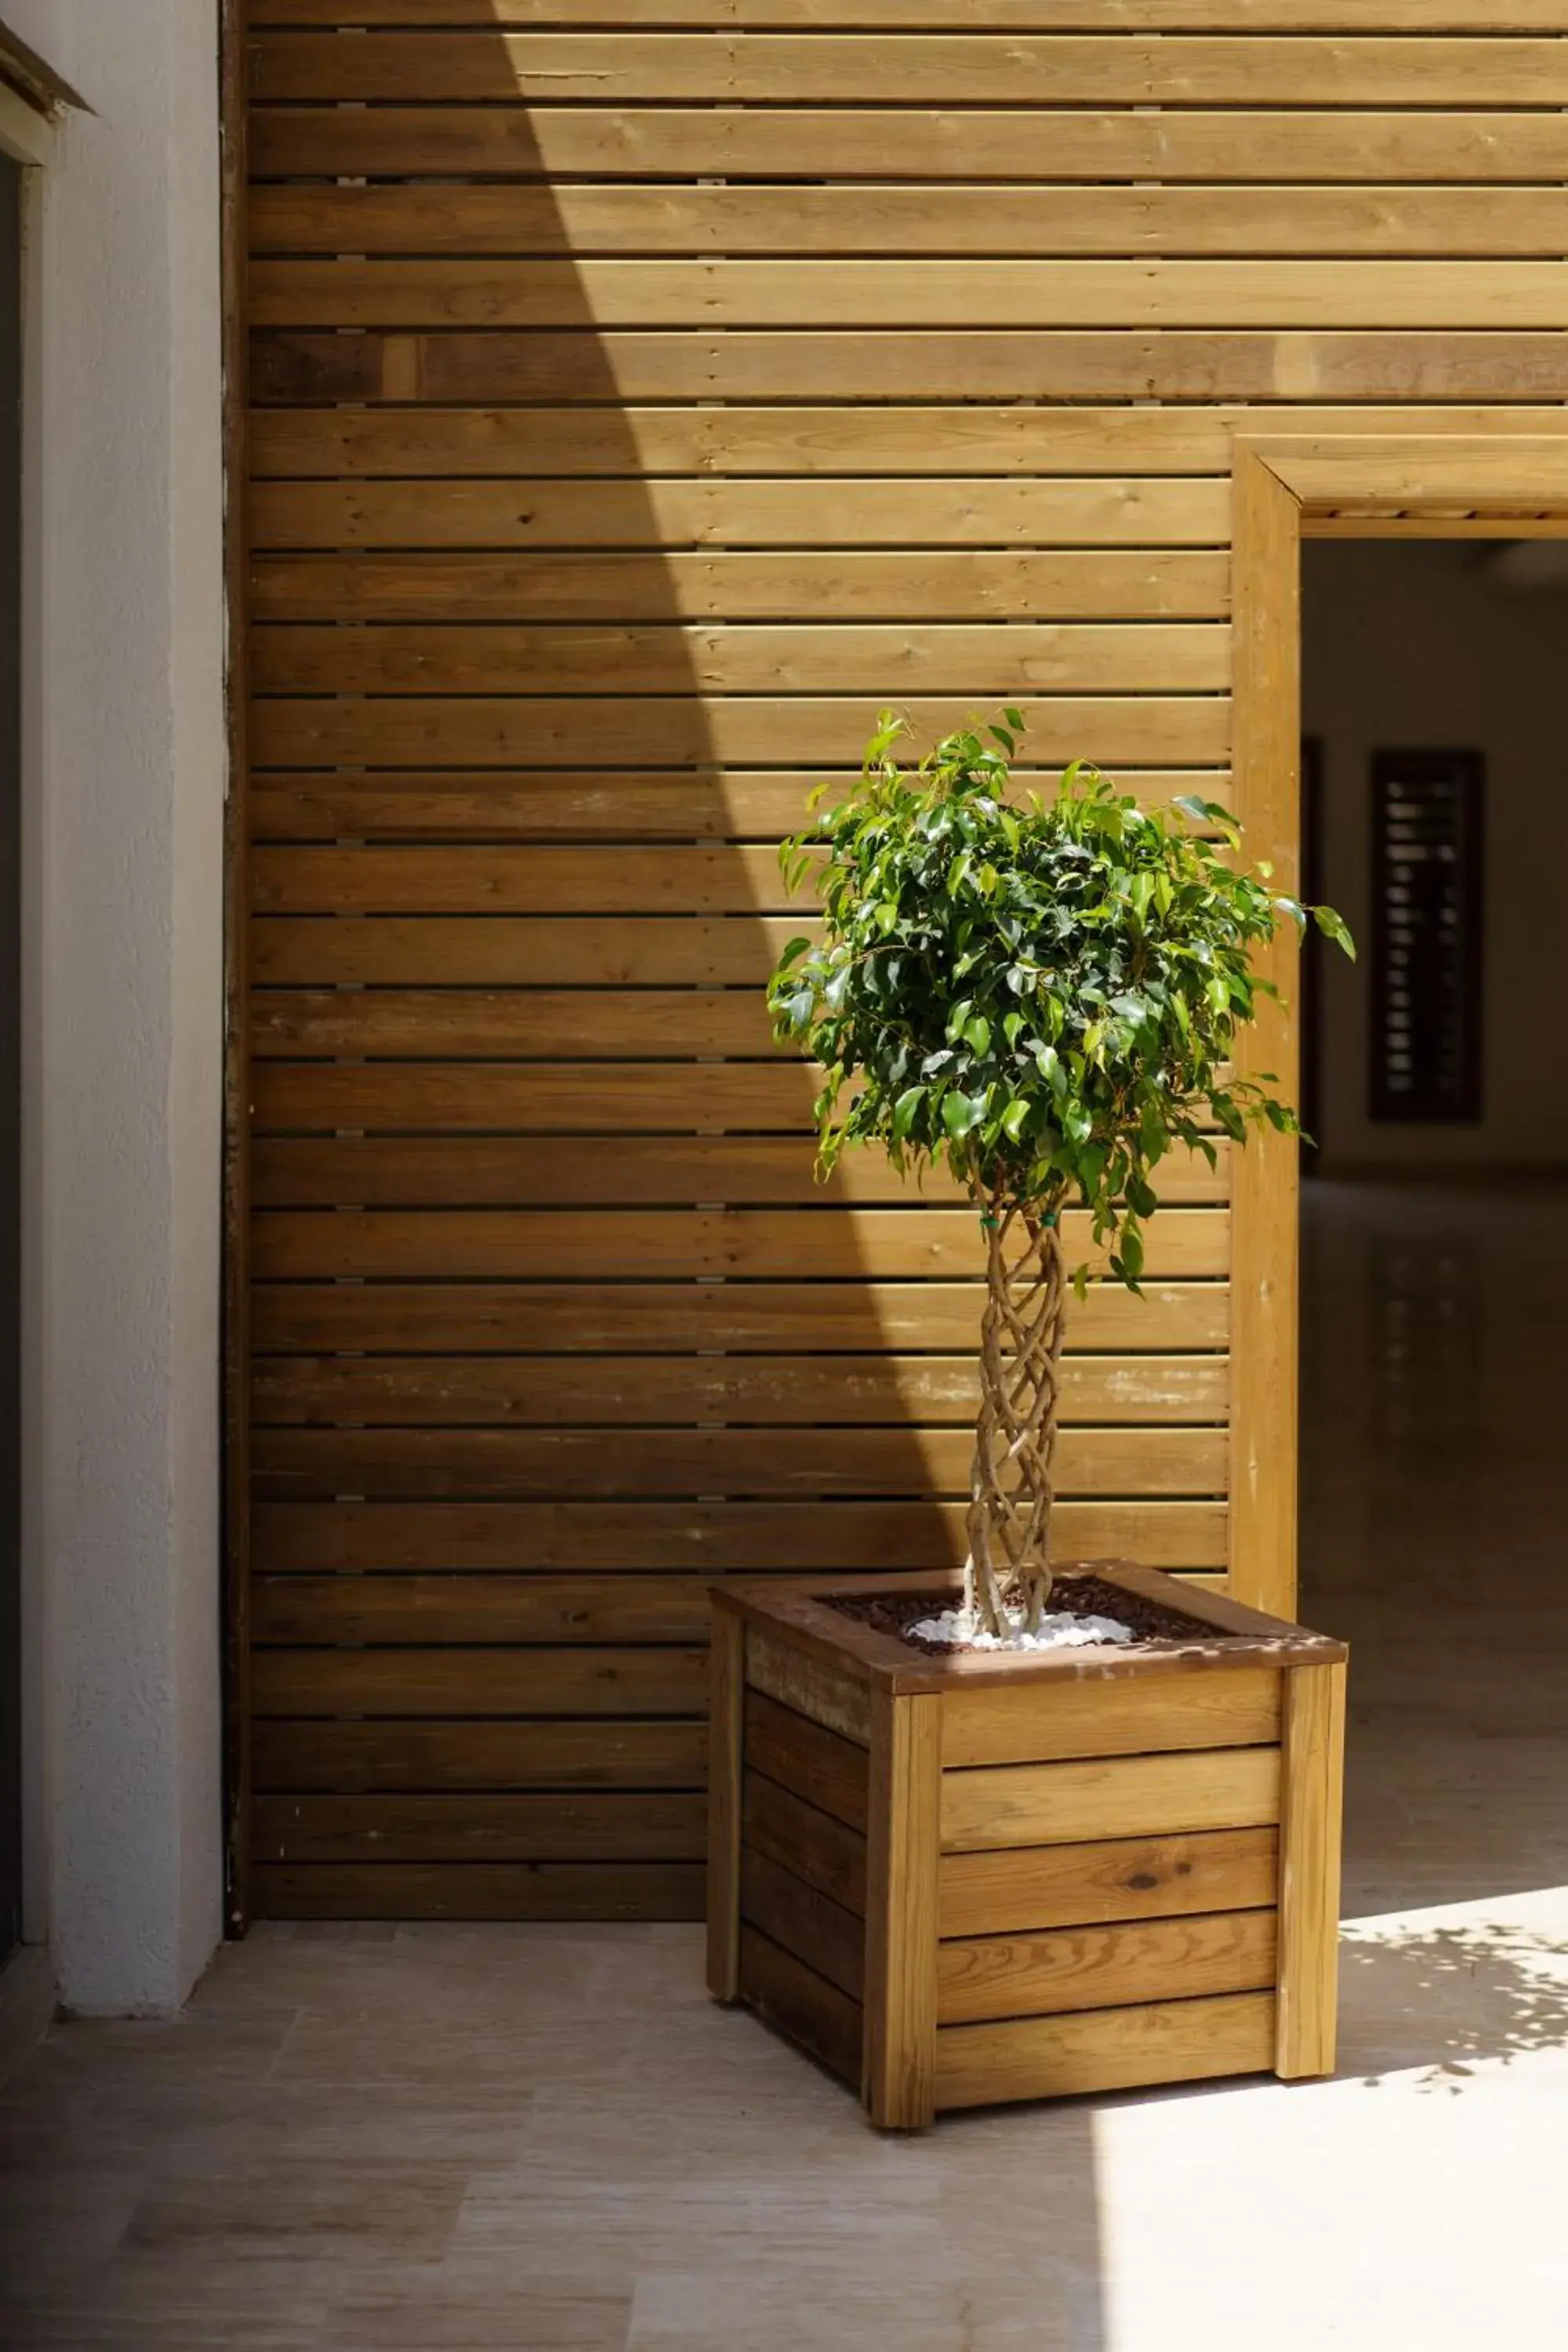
(1295, 528, 1568, 2078)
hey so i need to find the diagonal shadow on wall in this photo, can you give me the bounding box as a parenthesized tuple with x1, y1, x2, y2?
(243, 5, 966, 1937)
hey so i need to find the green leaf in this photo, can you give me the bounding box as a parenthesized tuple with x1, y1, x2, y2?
(892, 1083, 927, 1142)
(1210, 1094, 1247, 1144)
(864, 713, 905, 768)
(1313, 903, 1357, 960)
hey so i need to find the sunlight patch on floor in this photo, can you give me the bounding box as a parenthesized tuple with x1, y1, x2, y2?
(1091, 1888, 1568, 2352)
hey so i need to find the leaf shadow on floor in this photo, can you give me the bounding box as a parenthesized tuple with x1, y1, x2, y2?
(1338, 1911, 1568, 2092)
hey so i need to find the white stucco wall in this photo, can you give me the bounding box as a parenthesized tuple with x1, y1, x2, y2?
(8, 0, 225, 2011)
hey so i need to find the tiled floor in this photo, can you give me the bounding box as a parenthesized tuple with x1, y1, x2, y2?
(3, 1179, 1566, 2350)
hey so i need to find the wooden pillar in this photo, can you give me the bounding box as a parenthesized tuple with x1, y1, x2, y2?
(1276, 1658, 1348, 2078)
(705, 1603, 745, 2003)
(1229, 443, 1304, 1624)
(862, 1689, 942, 2130)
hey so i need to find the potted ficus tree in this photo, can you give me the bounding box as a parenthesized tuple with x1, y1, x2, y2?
(706, 714, 1356, 2127)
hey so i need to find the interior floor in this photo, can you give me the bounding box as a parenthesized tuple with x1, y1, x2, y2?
(2, 1179, 1566, 2351)
(1301, 1175, 1568, 1915)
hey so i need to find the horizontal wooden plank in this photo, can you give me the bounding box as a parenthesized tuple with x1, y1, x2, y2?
(251, 621, 1230, 697)
(942, 1746, 1280, 1855)
(935, 1988, 1274, 2110)
(936, 1906, 1277, 2027)
(249, 553, 1229, 626)
(249, 1137, 1229, 1210)
(252, 328, 1568, 406)
(250, 1059, 827, 1134)
(252, 1645, 708, 1718)
(251, 257, 1568, 332)
(249, 3, 1568, 27)
(938, 1823, 1279, 1938)
(251, 848, 1232, 929)
(249, 104, 1568, 186)
(250, 916, 812, 988)
(248, 182, 1568, 262)
(248, 767, 1229, 842)
(249, 33, 1568, 105)
(249, 1281, 1230, 1358)
(744, 1690, 867, 1833)
(249, 912, 1235, 992)
(739, 1846, 862, 2004)
(745, 1769, 866, 1913)
(250, 1497, 1229, 1573)
(243, 1059, 1222, 1156)
(251, 1353, 1230, 1432)
(253, 1791, 706, 1864)
(251, 987, 786, 1060)
(250, 1206, 1232, 1280)
(737, 1922, 862, 2086)
(245, 405, 1568, 482)
(247, 985, 1230, 1067)
(252, 1717, 706, 1792)
(252, 848, 812, 918)
(252, 1573, 717, 1646)
(251, 697, 1232, 771)
(249, 1425, 1229, 1501)
(252, 1860, 704, 1921)
(942, 1661, 1277, 1769)
(249, 478, 1227, 551)
(1264, 438, 1568, 506)
(261, 894, 1247, 990)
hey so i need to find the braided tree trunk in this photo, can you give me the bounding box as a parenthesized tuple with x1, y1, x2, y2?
(962, 1190, 1071, 1638)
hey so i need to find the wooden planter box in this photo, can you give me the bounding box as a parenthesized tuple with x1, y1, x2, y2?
(707, 1566, 1347, 2129)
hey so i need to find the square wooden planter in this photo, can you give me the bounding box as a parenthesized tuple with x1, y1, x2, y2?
(707, 1565, 1347, 2129)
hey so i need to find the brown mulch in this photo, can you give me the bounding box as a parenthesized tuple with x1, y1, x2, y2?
(829, 1572, 1221, 1655)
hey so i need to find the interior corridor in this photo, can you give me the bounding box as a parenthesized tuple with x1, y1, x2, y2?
(1, 1181, 1566, 2350)
(1301, 1177, 1568, 1918)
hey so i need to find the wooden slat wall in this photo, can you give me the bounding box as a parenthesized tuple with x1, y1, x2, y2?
(242, 2, 1560, 1919)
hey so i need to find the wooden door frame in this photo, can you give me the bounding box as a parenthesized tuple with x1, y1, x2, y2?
(1229, 431, 1568, 1620)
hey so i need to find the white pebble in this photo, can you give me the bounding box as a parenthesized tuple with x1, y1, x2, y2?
(904, 1606, 1134, 1653)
